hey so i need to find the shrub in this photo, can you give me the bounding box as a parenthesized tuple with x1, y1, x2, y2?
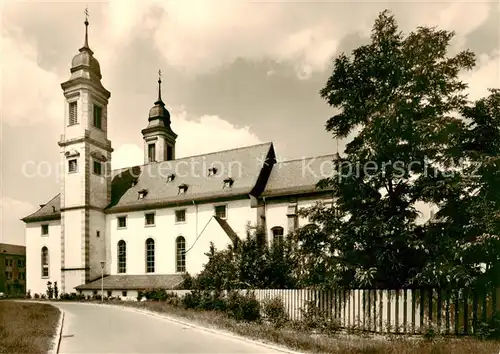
(299, 299, 339, 334)
(226, 291, 260, 322)
(26, 290, 32, 299)
(476, 312, 500, 340)
(34, 293, 40, 299)
(262, 296, 288, 327)
(182, 290, 203, 309)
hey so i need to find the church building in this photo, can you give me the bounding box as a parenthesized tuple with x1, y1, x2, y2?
(22, 19, 335, 299)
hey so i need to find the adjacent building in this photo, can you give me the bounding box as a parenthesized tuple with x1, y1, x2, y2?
(22, 18, 335, 299)
(0, 243, 26, 296)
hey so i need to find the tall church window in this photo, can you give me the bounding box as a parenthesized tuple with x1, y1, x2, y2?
(148, 144, 156, 163)
(41, 247, 49, 278)
(93, 105, 102, 129)
(145, 238, 155, 273)
(117, 240, 126, 274)
(176, 236, 186, 272)
(69, 101, 78, 125)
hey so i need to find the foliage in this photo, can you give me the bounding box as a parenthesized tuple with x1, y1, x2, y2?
(53, 282, 59, 299)
(299, 299, 340, 333)
(475, 312, 500, 340)
(291, 9, 499, 289)
(261, 296, 288, 328)
(225, 290, 261, 322)
(194, 226, 298, 291)
(45, 281, 54, 299)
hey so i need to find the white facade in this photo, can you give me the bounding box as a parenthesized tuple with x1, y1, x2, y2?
(25, 220, 61, 295)
(108, 198, 254, 276)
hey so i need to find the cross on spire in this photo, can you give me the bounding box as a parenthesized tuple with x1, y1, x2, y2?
(157, 69, 163, 103)
(81, 6, 92, 52)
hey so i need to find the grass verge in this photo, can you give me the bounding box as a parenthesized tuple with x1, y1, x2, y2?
(0, 300, 60, 354)
(109, 300, 500, 354)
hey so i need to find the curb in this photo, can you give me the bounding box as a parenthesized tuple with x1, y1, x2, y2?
(49, 308, 65, 354)
(118, 305, 304, 354)
(80, 302, 304, 354)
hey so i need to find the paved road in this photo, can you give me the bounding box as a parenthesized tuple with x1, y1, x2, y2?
(52, 303, 291, 353)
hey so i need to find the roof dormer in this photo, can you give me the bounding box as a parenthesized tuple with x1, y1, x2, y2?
(178, 184, 188, 194)
(138, 189, 148, 199)
(223, 177, 234, 188)
(166, 173, 176, 183)
(208, 167, 218, 176)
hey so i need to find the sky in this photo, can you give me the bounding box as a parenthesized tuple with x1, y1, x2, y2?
(1, 0, 499, 246)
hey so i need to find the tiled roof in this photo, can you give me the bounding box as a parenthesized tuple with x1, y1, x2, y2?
(21, 144, 338, 221)
(261, 154, 337, 197)
(75, 274, 185, 290)
(21, 194, 61, 223)
(214, 216, 240, 247)
(106, 142, 275, 212)
(0, 243, 26, 256)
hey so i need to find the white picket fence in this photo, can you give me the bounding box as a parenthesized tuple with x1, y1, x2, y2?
(168, 287, 500, 334)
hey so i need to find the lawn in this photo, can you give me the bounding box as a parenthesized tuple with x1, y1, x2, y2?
(112, 300, 500, 354)
(0, 301, 60, 354)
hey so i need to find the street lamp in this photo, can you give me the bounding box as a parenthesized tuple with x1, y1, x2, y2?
(100, 261, 105, 302)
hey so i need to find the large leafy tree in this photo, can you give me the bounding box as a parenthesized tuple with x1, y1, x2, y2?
(415, 89, 500, 287)
(295, 10, 480, 288)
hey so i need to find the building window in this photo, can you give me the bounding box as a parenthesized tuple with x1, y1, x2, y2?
(122, 291, 128, 297)
(69, 101, 78, 125)
(145, 213, 155, 226)
(93, 160, 102, 175)
(68, 159, 78, 173)
(41, 224, 49, 235)
(145, 238, 155, 273)
(5, 259, 13, 267)
(175, 209, 186, 223)
(4, 272, 11, 280)
(148, 144, 156, 163)
(93, 104, 102, 129)
(117, 240, 126, 274)
(19, 272, 25, 280)
(214, 205, 227, 219)
(41, 247, 49, 278)
(117, 216, 127, 229)
(176, 236, 186, 273)
(167, 146, 173, 160)
(18, 259, 25, 268)
(271, 226, 284, 246)
(107, 290, 112, 297)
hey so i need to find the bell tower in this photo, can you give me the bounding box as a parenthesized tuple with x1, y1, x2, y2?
(58, 11, 112, 293)
(141, 70, 177, 163)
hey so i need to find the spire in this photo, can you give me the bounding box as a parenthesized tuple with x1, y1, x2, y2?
(156, 69, 163, 104)
(80, 7, 93, 55)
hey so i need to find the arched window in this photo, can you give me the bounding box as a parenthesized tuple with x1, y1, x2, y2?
(176, 236, 186, 272)
(145, 238, 155, 273)
(271, 226, 284, 246)
(117, 240, 126, 274)
(41, 247, 49, 278)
